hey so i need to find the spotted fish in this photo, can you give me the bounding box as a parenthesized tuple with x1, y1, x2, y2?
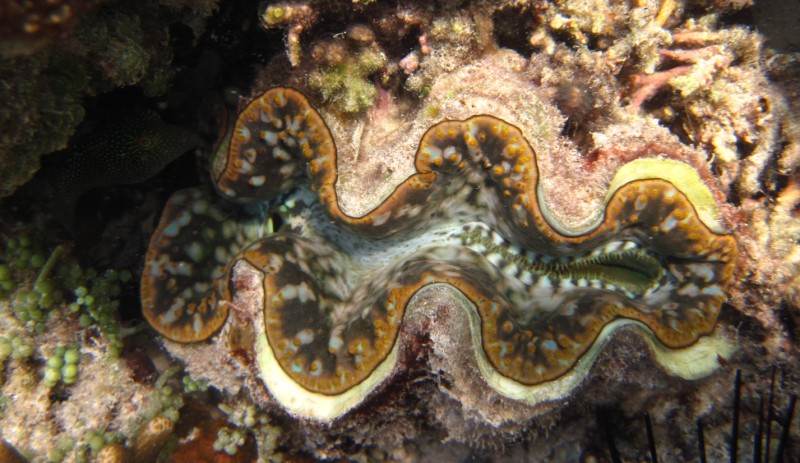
(51, 110, 201, 231)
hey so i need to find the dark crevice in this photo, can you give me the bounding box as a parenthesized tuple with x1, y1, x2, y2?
(725, 182, 742, 207)
(736, 138, 757, 159)
(492, 5, 538, 57)
(777, 301, 799, 343)
(719, 5, 756, 29)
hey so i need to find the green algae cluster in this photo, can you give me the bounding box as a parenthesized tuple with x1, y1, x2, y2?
(0, 334, 33, 363)
(216, 401, 277, 458)
(42, 345, 81, 388)
(213, 427, 247, 456)
(0, 228, 132, 359)
(308, 47, 387, 113)
(307, 26, 388, 114)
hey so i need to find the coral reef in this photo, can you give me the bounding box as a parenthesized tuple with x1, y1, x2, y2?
(0, 52, 87, 199)
(0, 0, 99, 57)
(0, 0, 219, 199)
(1, 0, 799, 461)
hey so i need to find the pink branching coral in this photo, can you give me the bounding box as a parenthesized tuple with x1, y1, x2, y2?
(628, 64, 692, 110)
(628, 39, 733, 111)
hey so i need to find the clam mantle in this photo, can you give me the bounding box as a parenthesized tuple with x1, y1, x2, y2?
(141, 88, 737, 421)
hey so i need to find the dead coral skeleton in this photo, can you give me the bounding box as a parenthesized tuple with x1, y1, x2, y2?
(628, 64, 692, 110)
(623, 16, 800, 203)
(259, 1, 317, 66)
(627, 36, 733, 111)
